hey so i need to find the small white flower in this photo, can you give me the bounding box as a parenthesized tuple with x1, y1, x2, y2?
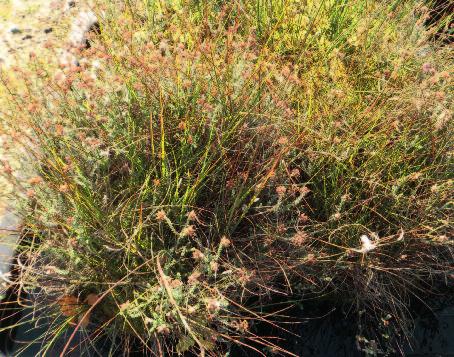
(359, 234, 376, 253)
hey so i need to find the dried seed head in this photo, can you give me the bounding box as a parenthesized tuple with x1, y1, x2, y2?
(181, 225, 196, 237)
(59, 184, 69, 193)
(276, 185, 287, 197)
(2, 161, 13, 175)
(210, 261, 219, 272)
(291, 231, 308, 246)
(156, 210, 167, 221)
(188, 270, 201, 285)
(206, 298, 221, 313)
(422, 62, 434, 74)
(233, 319, 249, 332)
(192, 249, 205, 261)
(156, 324, 170, 335)
(187, 210, 198, 221)
(277, 136, 288, 145)
(290, 168, 300, 178)
(277, 224, 287, 234)
(177, 121, 186, 130)
(299, 186, 310, 196)
(237, 268, 253, 285)
(169, 278, 183, 288)
(220, 236, 231, 248)
(55, 124, 65, 136)
(306, 253, 316, 262)
(28, 176, 43, 185)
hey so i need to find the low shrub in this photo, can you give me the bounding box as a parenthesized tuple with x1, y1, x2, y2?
(1, 0, 452, 355)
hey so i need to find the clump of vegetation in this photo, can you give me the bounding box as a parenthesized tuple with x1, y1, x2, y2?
(1, 0, 452, 355)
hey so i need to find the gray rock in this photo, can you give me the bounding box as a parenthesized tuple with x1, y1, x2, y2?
(9, 27, 22, 34)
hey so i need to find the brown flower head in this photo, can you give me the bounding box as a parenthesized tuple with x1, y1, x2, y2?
(58, 295, 80, 317)
(276, 185, 287, 197)
(291, 231, 308, 246)
(156, 210, 167, 221)
(192, 249, 205, 261)
(181, 225, 196, 237)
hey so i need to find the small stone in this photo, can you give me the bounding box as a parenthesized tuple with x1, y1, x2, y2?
(44, 28, 53, 34)
(65, 1, 76, 10)
(10, 27, 22, 35)
(68, 11, 98, 48)
(22, 35, 33, 41)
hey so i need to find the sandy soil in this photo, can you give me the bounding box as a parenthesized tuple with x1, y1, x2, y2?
(0, 0, 90, 284)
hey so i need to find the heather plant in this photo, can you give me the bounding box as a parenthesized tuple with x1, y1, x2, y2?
(0, 0, 452, 355)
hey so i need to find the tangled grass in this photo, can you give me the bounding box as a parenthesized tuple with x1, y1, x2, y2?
(0, 0, 453, 355)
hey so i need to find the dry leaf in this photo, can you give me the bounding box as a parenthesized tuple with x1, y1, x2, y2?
(58, 295, 80, 317)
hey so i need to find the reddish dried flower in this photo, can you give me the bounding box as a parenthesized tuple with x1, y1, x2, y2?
(168, 278, 183, 288)
(2, 161, 13, 175)
(27, 103, 38, 114)
(188, 270, 201, 285)
(306, 253, 316, 263)
(156, 210, 167, 221)
(59, 184, 69, 193)
(86, 137, 101, 148)
(290, 168, 300, 178)
(28, 176, 43, 185)
(220, 236, 231, 248)
(277, 136, 288, 145)
(182, 79, 192, 89)
(26, 189, 36, 198)
(85, 294, 100, 306)
(232, 319, 249, 332)
(177, 121, 186, 130)
(298, 213, 309, 223)
(237, 268, 253, 285)
(277, 224, 287, 234)
(299, 186, 310, 197)
(291, 231, 308, 246)
(206, 298, 221, 313)
(55, 124, 65, 136)
(276, 185, 287, 197)
(156, 324, 170, 335)
(422, 63, 434, 73)
(192, 249, 205, 261)
(434, 91, 445, 101)
(181, 225, 196, 237)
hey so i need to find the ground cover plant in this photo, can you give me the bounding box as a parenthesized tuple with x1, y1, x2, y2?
(0, 0, 453, 355)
